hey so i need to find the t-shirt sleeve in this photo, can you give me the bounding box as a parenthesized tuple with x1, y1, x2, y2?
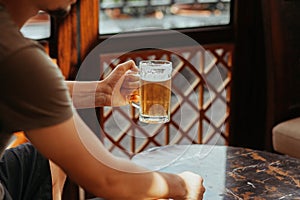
(0, 46, 73, 133)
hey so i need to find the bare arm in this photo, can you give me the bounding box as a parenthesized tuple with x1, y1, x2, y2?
(25, 111, 204, 199)
(66, 60, 139, 108)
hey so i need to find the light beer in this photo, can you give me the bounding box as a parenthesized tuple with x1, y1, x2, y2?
(139, 77, 171, 123)
(131, 60, 172, 124)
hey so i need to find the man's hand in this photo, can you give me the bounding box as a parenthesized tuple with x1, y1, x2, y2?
(178, 171, 206, 200)
(156, 171, 205, 200)
(100, 60, 139, 106)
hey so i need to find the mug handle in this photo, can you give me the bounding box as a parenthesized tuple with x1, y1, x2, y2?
(125, 70, 140, 109)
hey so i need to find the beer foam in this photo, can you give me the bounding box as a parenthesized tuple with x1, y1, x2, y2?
(140, 68, 172, 82)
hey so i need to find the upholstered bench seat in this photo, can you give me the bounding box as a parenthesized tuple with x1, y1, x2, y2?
(272, 117, 300, 159)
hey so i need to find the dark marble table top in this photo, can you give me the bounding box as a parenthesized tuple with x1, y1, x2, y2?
(132, 144, 300, 200)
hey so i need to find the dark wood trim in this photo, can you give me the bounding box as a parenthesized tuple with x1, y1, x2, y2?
(93, 27, 234, 61)
(229, 0, 300, 152)
(98, 25, 234, 47)
(262, 0, 300, 148)
(261, 0, 287, 151)
(229, 0, 268, 150)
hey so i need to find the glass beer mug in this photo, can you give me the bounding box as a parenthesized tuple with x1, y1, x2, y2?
(130, 60, 172, 124)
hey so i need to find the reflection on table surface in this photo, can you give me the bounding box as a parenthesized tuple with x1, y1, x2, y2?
(132, 144, 300, 200)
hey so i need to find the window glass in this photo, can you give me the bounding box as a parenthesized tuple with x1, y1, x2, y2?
(99, 0, 231, 35)
(21, 12, 50, 40)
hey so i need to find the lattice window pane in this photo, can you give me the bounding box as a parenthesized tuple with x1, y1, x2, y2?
(98, 44, 233, 158)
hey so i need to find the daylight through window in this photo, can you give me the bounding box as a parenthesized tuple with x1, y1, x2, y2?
(99, 0, 231, 34)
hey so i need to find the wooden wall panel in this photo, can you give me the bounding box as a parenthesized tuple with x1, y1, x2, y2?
(51, 0, 99, 80)
(79, 0, 99, 61)
(53, 5, 79, 79)
(229, 0, 268, 150)
(262, 0, 300, 145)
(230, 0, 300, 151)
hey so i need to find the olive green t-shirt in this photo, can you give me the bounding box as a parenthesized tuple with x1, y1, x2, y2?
(0, 6, 73, 157)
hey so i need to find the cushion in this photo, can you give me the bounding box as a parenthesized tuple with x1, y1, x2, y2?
(272, 117, 300, 159)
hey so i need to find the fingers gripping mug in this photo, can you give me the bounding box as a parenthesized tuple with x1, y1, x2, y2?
(131, 60, 172, 124)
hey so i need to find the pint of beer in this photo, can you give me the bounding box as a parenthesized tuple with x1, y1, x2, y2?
(138, 60, 172, 123)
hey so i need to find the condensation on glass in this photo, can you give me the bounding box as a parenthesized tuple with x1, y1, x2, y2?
(21, 11, 50, 40)
(99, 0, 231, 34)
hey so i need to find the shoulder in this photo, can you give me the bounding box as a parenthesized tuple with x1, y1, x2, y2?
(0, 45, 73, 134)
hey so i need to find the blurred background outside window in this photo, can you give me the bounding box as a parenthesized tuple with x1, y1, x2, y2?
(21, 11, 50, 40)
(100, 0, 231, 34)
(20, 0, 231, 38)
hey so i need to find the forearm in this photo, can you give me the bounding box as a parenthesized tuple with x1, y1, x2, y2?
(65, 81, 111, 108)
(100, 157, 187, 199)
(63, 144, 186, 199)
(65, 62, 139, 108)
